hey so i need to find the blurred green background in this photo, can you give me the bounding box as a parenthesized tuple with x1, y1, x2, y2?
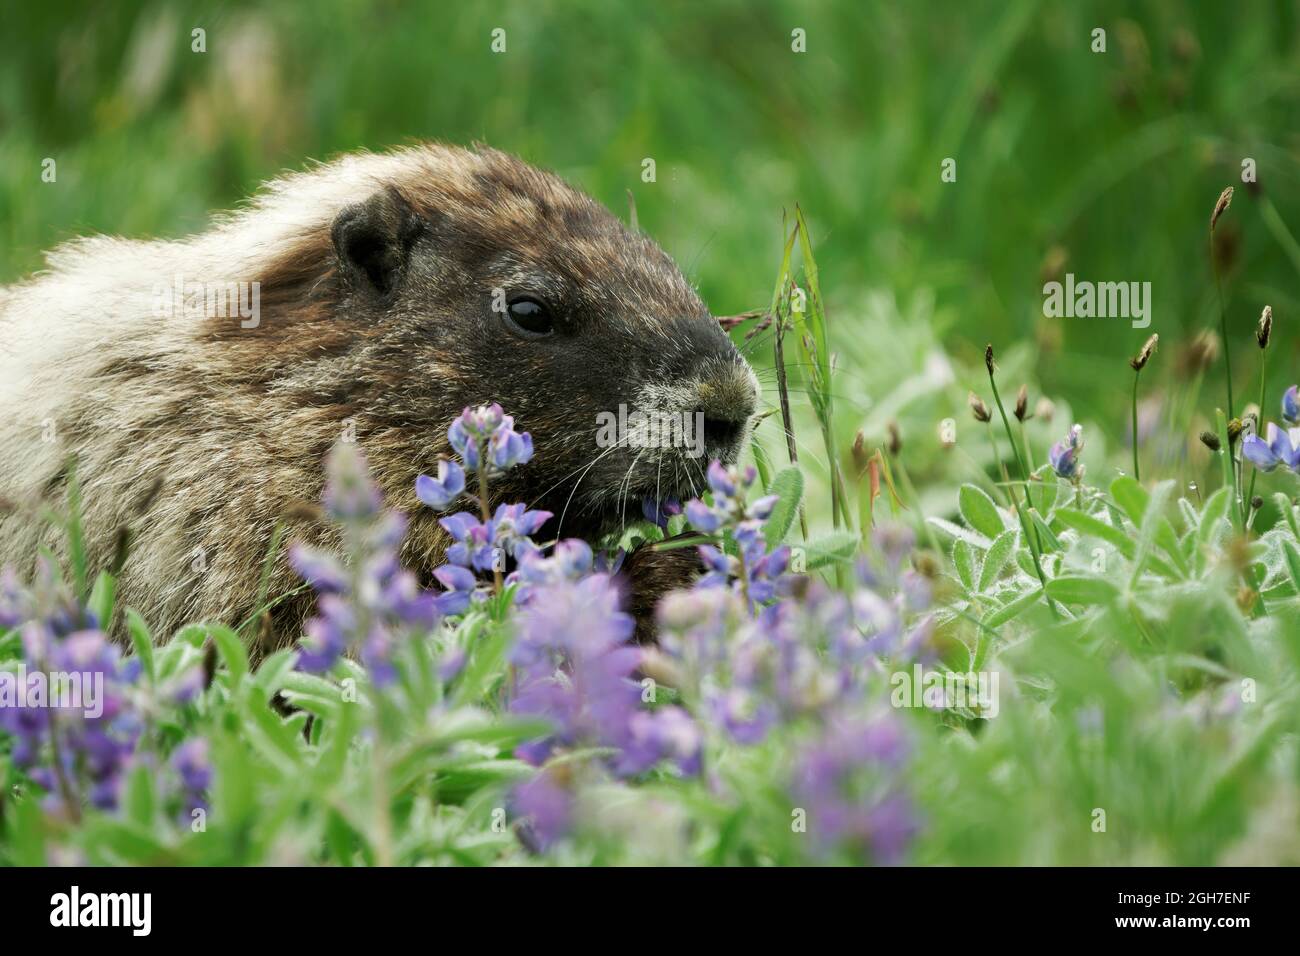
(4, 0, 1300, 503)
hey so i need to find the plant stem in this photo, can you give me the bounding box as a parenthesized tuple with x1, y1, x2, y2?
(1211, 233, 1234, 416)
(1131, 369, 1142, 482)
(987, 423, 1060, 619)
(477, 462, 503, 593)
(771, 304, 809, 541)
(988, 372, 1029, 483)
(1216, 409, 1242, 533)
(1246, 348, 1267, 512)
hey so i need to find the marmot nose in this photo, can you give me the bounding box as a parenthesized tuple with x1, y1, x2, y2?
(693, 361, 759, 458)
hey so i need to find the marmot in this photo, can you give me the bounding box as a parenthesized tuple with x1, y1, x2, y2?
(0, 144, 759, 653)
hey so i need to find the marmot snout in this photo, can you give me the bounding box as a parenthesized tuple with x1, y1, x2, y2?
(0, 143, 760, 651)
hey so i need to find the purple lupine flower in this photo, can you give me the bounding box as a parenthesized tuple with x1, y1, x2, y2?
(290, 548, 349, 594)
(447, 403, 534, 474)
(510, 539, 594, 603)
(508, 573, 697, 775)
(684, 498, 723, 533)
(1283, 385, 1299, 425)
(439, 512, 496, 571)
(710, 687, 779, 744)
(489, 424, 534, 470)
(792, 710, 918, 864)
(1049, 423, 1085, 480)
(415, 459, 466, 510)
(295, 595, 353, 674)
(171, 737, 212, 815)
(432, 564, 478, 616)
(322, 441, 384, 523)
(747, 494, 779, 522)
(291, 441, 442, 678)
(681, 460, 792, 612)
(0, 568, 30, 629)
(1242, 421, 1300, 473)
(509, 575, 640, 764)
(641, 496, 682, 530)
(488, 503, 552, 556)
(173, 744, 210, 792)
(618, 706, 703, 776)
(707, 460, 741, 498)
(2, 593, 144, 816)
(511, 769, 573, 850)
(427, 500, 553, 613)
(656, 586, 745, 679)
(167, 663, 206, 705)
(437, 647, 467, 684)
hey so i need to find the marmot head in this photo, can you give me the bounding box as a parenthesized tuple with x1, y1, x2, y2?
(244, 145, 761, 546)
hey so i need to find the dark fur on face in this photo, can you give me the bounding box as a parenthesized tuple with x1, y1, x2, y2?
(0, 144, 759, 654)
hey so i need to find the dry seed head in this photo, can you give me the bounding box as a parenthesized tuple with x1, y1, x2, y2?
(1199, 430, 1221, 452)
(984, 344, 996, 376)
(1235, 584, 1258, 614)
(886, 420, 902, 456)
(1210, 186, 1234, 232)
(1013, 385, 1029, 422)
(1257, 305, 1273, 349)
(1129, 333, 1158, 371)
(968, 391, 992, 423)
(851, 430, 869, 472)
(1175, 330, 1220, 379)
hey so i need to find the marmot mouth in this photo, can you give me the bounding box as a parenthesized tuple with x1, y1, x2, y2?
(529, 455, 722, 547)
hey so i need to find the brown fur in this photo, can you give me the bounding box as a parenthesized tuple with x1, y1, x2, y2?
(0, 144, 759, 655)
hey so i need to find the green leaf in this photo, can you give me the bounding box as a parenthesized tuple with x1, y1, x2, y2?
(241, 695, 305, 773)
(953, 539, 976, 591)
(124, 608, 156, 685)
(1026, 509, 1062, 552)
(927, 517, 992, 550)
(253, 649, 299, 703)
(1054, 508, 1134, 558)
(1025, 476, 1060, 516)
(763, 466, 804, 548)
(88, 571, 116, 629)
(982, 587, 1044, 628)
(1046, 575, 1120, 606)
(1274, 493, 1299, 538)
(208, 624, 249, 682)
(1110, 475, 1149, 527)
(1198, 486, 1231, 543)
(1284, 540, 1300, 593)
(977, 530, 1016, 591)
(4, 791, 47, 865)
(959, 484, 1006, 540)
(1130, 480, 1174, 583)
(801, 531, 859, 569)
(452, 617, 511, 707)
(122, 763, 157, 829)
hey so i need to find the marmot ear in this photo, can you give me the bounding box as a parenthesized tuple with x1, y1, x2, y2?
(331, 186, 424, 297)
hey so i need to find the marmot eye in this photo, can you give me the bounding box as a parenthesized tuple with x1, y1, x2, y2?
(506, 296, 554, 336)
